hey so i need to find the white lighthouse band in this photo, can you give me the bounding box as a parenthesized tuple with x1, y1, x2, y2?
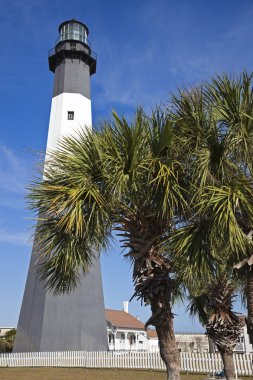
(47, 92, 92, 151)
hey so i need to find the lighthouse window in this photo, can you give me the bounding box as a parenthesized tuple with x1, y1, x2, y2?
(68, 111, 74, 120)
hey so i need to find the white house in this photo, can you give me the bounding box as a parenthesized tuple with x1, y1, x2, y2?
(105, 303, 253, 353)
(236, 326, 252, 353)
(4, 304, 252, 354)
(105, 305, 210, 352)
(0, 328, 14, 338)
(106, 306, 150, 351)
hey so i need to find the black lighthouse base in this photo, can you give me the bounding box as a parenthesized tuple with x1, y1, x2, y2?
(14, 250, 108, 352)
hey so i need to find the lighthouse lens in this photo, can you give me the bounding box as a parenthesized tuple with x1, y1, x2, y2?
(60, 22, 87, 44)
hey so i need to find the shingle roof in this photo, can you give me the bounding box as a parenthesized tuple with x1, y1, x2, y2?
(105, 309, 145, 330)
(146, 329, 157, 339)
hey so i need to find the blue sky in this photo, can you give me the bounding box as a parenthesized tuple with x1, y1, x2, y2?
(0, 0, 252, 332)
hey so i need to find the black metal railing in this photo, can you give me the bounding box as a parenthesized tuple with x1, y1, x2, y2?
(48, 46, 97, 61)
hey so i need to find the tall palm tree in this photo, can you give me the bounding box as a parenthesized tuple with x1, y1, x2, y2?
(206, 73, 253, 346)
(29, 109, 187, 380)
(168, 72, 253, 348)
(187, 270, 245, 380)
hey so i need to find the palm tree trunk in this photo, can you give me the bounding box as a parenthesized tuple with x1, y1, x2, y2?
(151, 301, 181, 380)
(219, 349, 235, 380)
(246, 269, 253, 345)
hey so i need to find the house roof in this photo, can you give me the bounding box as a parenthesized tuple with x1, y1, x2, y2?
(105, 309, 145, 330)
(146, 329, 157, 339)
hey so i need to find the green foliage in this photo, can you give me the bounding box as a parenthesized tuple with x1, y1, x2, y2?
(187, 270, 238, 325)
(0, 329, 16, 353)
(169, 72, 253, 280)
(28, 108, 187, 295)
(169, 72, 253, 353)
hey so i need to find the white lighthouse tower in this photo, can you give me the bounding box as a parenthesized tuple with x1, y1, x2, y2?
(14, 20, 108, 352)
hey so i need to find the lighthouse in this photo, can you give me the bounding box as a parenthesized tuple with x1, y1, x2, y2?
(14, 20, 108, 352)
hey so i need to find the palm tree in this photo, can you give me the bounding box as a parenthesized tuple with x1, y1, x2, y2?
(29, 109, 187, 380)
(187, 270, 245, 380)
(206, 73, 253, 346)
(168, 72, 253, 348)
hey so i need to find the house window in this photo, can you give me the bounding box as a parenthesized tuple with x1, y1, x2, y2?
(68, 111, 74, 120)
(109, 334, 114, 344)
(120, 333, 125, 343)
(130, 335, 136, 345)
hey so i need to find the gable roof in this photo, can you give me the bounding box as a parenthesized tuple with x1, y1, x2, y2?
(146, 329, 157, 339)
(105, 309, 145, 330)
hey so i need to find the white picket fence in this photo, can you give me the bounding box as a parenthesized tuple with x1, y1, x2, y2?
(0, 351, 252, 376)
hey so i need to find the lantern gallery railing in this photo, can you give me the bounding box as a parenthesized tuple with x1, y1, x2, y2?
(48, 46, 97, 62)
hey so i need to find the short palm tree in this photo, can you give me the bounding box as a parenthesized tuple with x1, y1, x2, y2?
(169, 72, 253, 348)
(29, 108, 187, 380)
(187, 269, 245, 380)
